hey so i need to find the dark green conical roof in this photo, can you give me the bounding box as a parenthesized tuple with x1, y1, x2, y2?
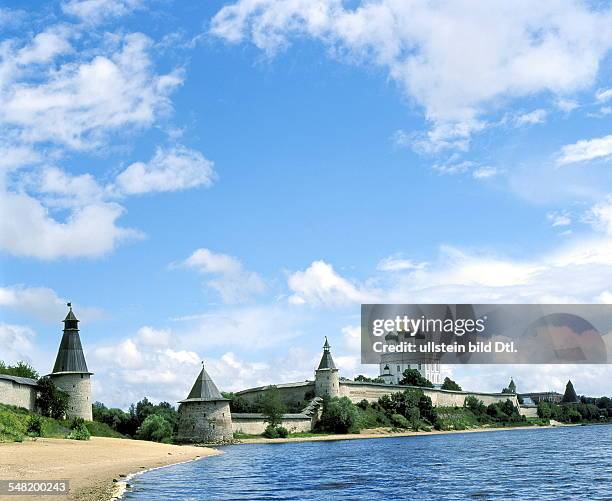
(180, 365, 226, 402)
(317, 337, 337, 370)
(52, 304, 90, 374)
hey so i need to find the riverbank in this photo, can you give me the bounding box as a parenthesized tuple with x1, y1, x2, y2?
(0, 437, 220, 501)
(238, 421, 575, 444)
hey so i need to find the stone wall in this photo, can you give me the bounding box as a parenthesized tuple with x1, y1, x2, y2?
(0, 376, 37, 411)
(340, 381, 519, 407)
(232, 413, 314, 435)
(50, 373, 93, 421)
(519, 406, 538, 418)
(236, 382, 315, 407)
(177, 400, 233, 443)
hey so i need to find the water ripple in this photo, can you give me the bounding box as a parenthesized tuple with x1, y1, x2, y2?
(125, 425, 612, 500)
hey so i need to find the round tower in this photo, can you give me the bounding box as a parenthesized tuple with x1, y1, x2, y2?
(49, 303, 93, 421)
(314, 337, 340, 398)
(177, 363, 232, 443)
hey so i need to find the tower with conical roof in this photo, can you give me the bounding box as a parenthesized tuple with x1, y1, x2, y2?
(314, 337, 340, 398)
(49, 303, 93, 420)
(176, 363, 232, 443)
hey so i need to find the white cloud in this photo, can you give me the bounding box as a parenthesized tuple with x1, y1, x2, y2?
(472, 166, 499, 179)
(179, 248, 266, 303)
(0, 188, 140, 259)
(0, 284, 101, 322)
(556, 134, 612, 165)
(136, 326, 171, 348)
(212, 0, 612, 151)
(547, 210, 572, 227)
(595, 88, 612, 102)
(1, 32, 182, 150)
(114, 146, 215, 195)
(377, 254, 426, 272)
(62, 0, 141, 23)
(0, 323, 35, 364)
(583, 197, 612, 235)
(513, 109, 547, 126)
(287, 260, 379, 305)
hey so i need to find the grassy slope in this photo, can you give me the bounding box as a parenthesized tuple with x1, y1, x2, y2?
(0, 403, 124, 442)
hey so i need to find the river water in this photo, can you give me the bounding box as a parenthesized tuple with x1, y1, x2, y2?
(124, 424, 611, 500)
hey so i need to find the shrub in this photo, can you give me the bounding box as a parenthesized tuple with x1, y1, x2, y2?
(27, 415, 42, 437)
(135, 414, 173, 443)
(318, 397, 360, 434)
(276, 426, 288, 438)
(390, 413, 411, 429)
(464, 396, 486, 416)
(67, 422, 91, 440)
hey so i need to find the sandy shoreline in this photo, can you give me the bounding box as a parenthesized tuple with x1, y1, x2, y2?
(0, 437, 220, 501)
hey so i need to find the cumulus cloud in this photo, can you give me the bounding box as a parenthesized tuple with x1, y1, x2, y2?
(0, 22, 213, 260)
(0, 284, 101, 322)
(114, 146, 215, 195)
(556, 134, 612, 165)
(178, 248, 266, 303)
(287, 260, 379, 305)
(212, 0, 612, 151)
(0, 188, 140, 259)
(1, 32, 182, 149)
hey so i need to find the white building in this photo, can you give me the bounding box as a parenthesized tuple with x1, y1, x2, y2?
(378, 331, 442, 385)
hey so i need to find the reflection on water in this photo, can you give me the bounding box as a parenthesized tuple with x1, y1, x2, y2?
(125, 425, 612, 500)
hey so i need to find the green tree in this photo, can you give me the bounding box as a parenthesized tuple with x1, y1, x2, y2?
(398, 369, 434, 388)
(562, 380, 578, 403)
(464, 395, 486, 416)
(418, 395, 437, 424)
(0, 360, 39, 379)
(36, 377, 69, 419)
(260, 386, 286, 427)
(319, 396, 359, 434)
(136, 414, 173, 443)
(441, 377, 462, 391)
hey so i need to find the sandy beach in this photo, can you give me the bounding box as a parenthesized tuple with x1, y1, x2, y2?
(0, 437, 220, 501)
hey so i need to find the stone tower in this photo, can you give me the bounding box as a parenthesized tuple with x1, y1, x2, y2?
(49, 303, 93, 421)
(176, 363, 232, 443)
(314, 337, 340, 398)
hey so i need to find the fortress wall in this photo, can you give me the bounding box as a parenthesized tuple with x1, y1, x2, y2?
(177, 400, 233, 443)
(50, 374, 92, 421)
(519, 406, 538, 418)
(340, 382, 519, 408)
(236, 383, 315, 407)
(0, 379, 37, 411)
(231, 414, 313, 435)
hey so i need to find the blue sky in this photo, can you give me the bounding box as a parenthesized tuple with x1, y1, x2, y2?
(1, 0, 612, 407)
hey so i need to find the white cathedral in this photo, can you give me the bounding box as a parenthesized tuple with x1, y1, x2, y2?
(378, 330, 442, 385)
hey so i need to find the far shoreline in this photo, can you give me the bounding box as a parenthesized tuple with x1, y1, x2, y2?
(234, 422, 582, 446)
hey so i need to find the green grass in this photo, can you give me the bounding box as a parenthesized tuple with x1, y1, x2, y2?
(0, 403, 124, 442)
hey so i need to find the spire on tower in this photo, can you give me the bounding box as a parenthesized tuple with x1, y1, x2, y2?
(180, 364, 227, 402)
(52, 304, 90, 374)
(317, 337, 337, 370)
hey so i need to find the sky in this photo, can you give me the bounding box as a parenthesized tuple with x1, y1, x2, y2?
(1, 0, 612, 409)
